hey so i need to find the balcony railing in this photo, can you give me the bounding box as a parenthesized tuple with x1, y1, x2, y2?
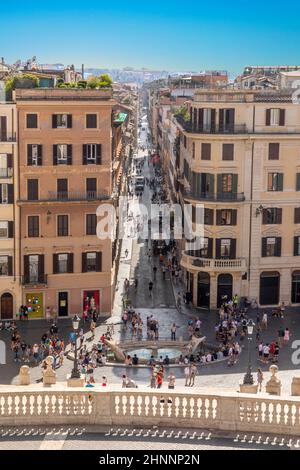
(0, 168, 13, 178)
(175, 115, 248, 134)
(0, 133, 17, 142)
(19, 191, 110, 203)
(22, 274, 48, 286)
(183, 189, 245, 202)
(181, 252, 247, 271)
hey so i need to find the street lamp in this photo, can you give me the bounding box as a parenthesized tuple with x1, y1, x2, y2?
(243, 319, 255, 385)
(71, 314, 81, 379)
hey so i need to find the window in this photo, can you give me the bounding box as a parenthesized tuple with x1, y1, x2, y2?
(27, 179, 38, 201)
(28, 216, 39, 237)
(221, 239, 231, 258)
(28, 254, 39, 282)
(58, 254, 68, 274)
(204, 208, 214, 225)
(86, 178, 97, 199)
(86, 114, 97, 128)
(192, 142, 195, 159)
(82, 252, 102, 272)
(262, 208, 282, 224)
(268, 143, 280, 160)
(0, 154, 13, 178)
(216, 238, 236, 259)
(52, 114, 72, 129)
(24, 254, 44, 283)
(0, 183, 7, 203)
(295, 208, 300, 224)
(294, 237, 300, 256)
(219, 108, 235, 131)
(57, 215, 69, 236)
(86, 214, 97, 235)
(291, 272, 300, 303)
(86, 252, 97, 271)
(262, 237, 281, 257)
(221, 174, 233, 192)
(267, 173, 283, 191)
(27, 144, 42, 166)
(216, 209, 237, 225)
(266, 108, 285, 126)
(296, 173, 300, 191)
(0, 256, 9, 276)
(57, 144, 67, 164)
(26, 114, 38, 129)
(0, 221, 8, 238)
(222, 144, 234, 161)
(200, 238, 209, 258)
(83, 144, 101, 164)
(201, 143, 211, 160)
(57, 179, 68, 200)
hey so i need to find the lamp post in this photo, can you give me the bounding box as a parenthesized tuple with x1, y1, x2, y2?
(243, 319, 255, 385)
(71, 314, 81, 379)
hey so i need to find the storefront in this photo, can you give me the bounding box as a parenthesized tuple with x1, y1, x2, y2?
(259, 272, 280, 306)
(217, 274, 233, 308)
(83, 290, 100, 315)
(291, 271, 300, 304)
(25, 292, 44, 318)
(197, 272, 210, 308)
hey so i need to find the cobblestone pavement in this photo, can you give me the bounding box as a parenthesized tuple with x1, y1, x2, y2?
(0, 426, 298, 450)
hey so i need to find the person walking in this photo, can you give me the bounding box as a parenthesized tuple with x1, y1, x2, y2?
(162, 264, 166, 280)
(257, 368, 264, 392)
(134, 278, 138, 292)
(148, 281, 153, 297)
(90, 320, 96, 340)
(284, 327, 290, 345)
(167, 371, 176, 389)
(261, 312, 268, 330)
(188, 363, 197, 387)
(171, 323, 177, 341)
(124, 249, 129, 258)
(153, 265, 157, 281)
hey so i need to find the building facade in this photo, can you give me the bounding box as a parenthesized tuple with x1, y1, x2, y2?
(165, 89, 300, 309)
(15, 88, 115, 318)
(0, 101, 21, 319)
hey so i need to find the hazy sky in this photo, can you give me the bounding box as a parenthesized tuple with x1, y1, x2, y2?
(1, 1, 300, 74)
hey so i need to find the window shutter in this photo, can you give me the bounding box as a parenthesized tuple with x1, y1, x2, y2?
(67, 115, 72, 128)
(96, 252, 102, 272)
(210, 109, 216, 132)
(232, 174, 238, 194)
(294, 237, 300, 256)
(27, 144, 33, 165)
(275, 237, 282, 257)
(216, 239, 221, 259)
(8, 256, 13, 276)
(296, 173, 300, 191)
(53, 145, 58, 165)
(279, 109, 285, 126)
(261, 238, 267, 257)
(96, 144, 101, 164)
(68, 253, 74, 273)
(231, 210, 237, 225)
(38, 255, 45, 281)
(8, 221, 14, 238)
(230, 239, 236, 259)
(266, 109, 271, 126)
(295, 207, 300, 224)
(262, 209, 268, 224)
(0, 184, 2, 203)
(67, 145, 72, 165)
(0, 116, 7, 140)
(277, 208, 282, 224)
(24, 255, 29, 279)
(208, 238, 213, 258)
(217, 174, 222, 194)
(207, 208, 213, 225)
(7, 154, 13, 168)
(8, 184, 14, 203)
(82, 253, 87, 273)
(52, 115, 57, 128)
(37, 145, 42, 166)
(228, 108, 235, 127)
(201, 143, 211, 160)
(223, 144, 234, 161)
(278, 173, 283, 191)
(198, 109, 203, 131)
(83, 144, 87, 165)
(219, 109, 224, 130)
(216, 210, 222, 225)
(269, 143, 279, 160)
(53, 254, 58, 274)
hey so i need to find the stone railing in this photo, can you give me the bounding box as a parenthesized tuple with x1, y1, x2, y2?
(181, 252, 247, 272)
(1, 386, 300, 436)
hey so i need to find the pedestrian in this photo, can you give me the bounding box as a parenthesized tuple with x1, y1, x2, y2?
(278, 327, 285, 347)
(263, 343, 270, 364)
(156, 371, 163, 389)
(171, 323, 177, 341)
(148, 281, 153, 297)
(261, 312, 268, 330)
(46, 306, 51, 322)
(124, 249, 129, 258)
(280, 301, 285, 318)
(102, 376, 107, 387)
(284, 327, 290, 344)
(150, 370, 157, 388)
(167, 371, 176, 389)
(257, 368, 264, 392)
(162, 265, 166, 280)
(134, 278, 138, 291)
(176, 292, 182, 313)
(153, 265, 157, 281)
(90, 320, 96, 340)
(188, 363, 197, 387)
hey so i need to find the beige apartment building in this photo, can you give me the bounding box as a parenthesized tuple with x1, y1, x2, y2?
(15, 88, 115, 319)
(166, 89, 300, 309)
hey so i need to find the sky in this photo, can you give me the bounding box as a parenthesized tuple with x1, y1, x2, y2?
(1, 1, 300, 75)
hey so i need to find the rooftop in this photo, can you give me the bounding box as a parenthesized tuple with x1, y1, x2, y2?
(14, 87, 113, 101)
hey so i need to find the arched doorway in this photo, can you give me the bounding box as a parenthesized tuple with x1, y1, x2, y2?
(260, 272, 280, 305)
(217, 274, 233, 307)
(291, 271, 300, 304)
(0, 293, 13, 319)
(197, 272, 210, 308)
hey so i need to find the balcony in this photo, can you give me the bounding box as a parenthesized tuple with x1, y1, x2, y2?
(0, 168, 13, 179)
(22, 274, 48, 286)
(0, 133, 17, 143)
(175, 115, 248, 134)
(181, 252, 247, 272)
(19, 191, 110, 204)
(183, 189, 245, 202)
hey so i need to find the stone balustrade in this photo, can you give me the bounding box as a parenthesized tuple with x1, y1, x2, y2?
(181, 253, 247, 272)
(1, 386, 300, 436)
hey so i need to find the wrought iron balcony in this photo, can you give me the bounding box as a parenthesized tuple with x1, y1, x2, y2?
(19, 191, 110, 203)
(0, 133, 17, 142)
(22, 274, 48, 286)
(183, 189, 245, 202)
(0, 168, 13, 178)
